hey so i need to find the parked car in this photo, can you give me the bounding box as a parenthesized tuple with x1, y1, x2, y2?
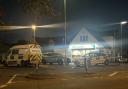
(42, 52, 64, 65)
(115, 57, 128, 63)
(88, 52, 111, 65)
(42, 52, 71, 65)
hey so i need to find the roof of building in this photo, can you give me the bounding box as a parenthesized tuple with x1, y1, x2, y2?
(67, 26, 109, 47)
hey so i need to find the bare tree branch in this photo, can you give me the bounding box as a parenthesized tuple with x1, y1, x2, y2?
(18, 0, 56, 20)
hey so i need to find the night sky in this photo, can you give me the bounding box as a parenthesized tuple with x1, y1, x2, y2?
(0, 0, 128, 43)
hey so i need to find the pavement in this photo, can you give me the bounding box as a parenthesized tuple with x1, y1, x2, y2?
(0, 63, 128, 89)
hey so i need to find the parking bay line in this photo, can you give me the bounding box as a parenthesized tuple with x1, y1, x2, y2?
(109, 72, 119, 77)
(0, 74, 17, 89)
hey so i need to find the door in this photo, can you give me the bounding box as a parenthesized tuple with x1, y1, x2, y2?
(11, 49, 19, 61)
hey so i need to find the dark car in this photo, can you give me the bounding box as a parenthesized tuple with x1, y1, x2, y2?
(42, 52, 71, 65)
(42, 52, 64, 65)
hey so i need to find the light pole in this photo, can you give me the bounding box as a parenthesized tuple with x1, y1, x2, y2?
(64, 0, 67, 65)
(32, 25, 39, 71)
(64, 0, 67, 46)
(32, 25, 36, 44)
(120, 21, 127, 60)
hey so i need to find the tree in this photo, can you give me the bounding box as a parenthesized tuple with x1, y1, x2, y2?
(0, 40, 10, 53)
(18, 0, 55, 22)
(0, 6, 4, 19)
(0, 1, 5, 25)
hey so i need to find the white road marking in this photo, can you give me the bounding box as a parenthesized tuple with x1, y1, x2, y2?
(61, 78, 68, 80)
(0, 85, 8, 88)
(109, 72, 119, 77)
(0, 74, 17, 89)
(69, 77, 75, 79)
(6, 74, 17, 84)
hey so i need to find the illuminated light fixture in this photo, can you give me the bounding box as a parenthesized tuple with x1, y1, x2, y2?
(72, 50, 81, 55)
(32, 25, 36, 30)
(120, 21, 127, 25)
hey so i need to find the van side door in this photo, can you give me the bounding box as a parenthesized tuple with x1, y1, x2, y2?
(11, 49, 19, 60)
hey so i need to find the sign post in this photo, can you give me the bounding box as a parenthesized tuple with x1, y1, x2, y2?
(35, 59, 40, 73)
(84, 57, 88, 73)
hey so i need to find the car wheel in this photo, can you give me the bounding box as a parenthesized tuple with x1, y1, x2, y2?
(17, 64, 20, 67)
(42, 60, 46, 64)
(21, 60, 25, 67)
(58, 59, 63, 65)
(104, 60, 109, 65)
(3, 61, 8, 67)
(49, 62, 53, 65)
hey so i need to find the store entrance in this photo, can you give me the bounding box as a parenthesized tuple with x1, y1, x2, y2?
(71, 49, 92, 65)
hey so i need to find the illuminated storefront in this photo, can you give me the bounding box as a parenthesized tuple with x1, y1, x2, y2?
(68, 28, 103, 62)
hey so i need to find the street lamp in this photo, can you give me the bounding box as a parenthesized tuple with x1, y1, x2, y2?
(120, 21, 127, 25)
(120, 21, 127, 60)
(64, 0, 67, 46)
(64, 0, 67, 65)
(32, 25, 36, 44)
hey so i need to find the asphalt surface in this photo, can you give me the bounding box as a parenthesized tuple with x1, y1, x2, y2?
(0, 63, 128, 89)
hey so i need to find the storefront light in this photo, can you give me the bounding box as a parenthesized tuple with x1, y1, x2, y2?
(69, 44, 95, 49)
(72, 50, 81, 55)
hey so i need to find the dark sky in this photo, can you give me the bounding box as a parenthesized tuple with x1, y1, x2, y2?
(1, 0, 128, 25)
(0, 0, 128, 43)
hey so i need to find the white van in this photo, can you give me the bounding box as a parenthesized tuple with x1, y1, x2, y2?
(2, 44, 42, 66)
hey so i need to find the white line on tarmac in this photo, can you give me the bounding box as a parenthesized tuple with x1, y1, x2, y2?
(0, 85, 8, 88)
(61, 78, 68, 80)
(109, 72, 119, 77)
(0, 74, 17, 89)
(6, 74, 17, 84)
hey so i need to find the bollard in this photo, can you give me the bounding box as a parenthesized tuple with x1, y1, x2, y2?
(35, 60, 39, 73)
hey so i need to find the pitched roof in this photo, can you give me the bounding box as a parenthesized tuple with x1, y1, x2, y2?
(68, 26, 109, 47)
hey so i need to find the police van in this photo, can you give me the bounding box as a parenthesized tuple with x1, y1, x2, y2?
(89, 52, 111, 65)
(2, 44, 42, 66)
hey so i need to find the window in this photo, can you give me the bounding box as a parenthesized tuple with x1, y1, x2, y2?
(80, 36, 88, 42)
(12, 49, 19, 55)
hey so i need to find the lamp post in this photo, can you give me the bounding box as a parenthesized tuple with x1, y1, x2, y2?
(64, 0, 67, 65)
(120, 21, 127, 60)
(32, 25, 39, 71)
(100, 21, 127, 60)
(64, 0, 67, 46)
(32, 25, 36, 44)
